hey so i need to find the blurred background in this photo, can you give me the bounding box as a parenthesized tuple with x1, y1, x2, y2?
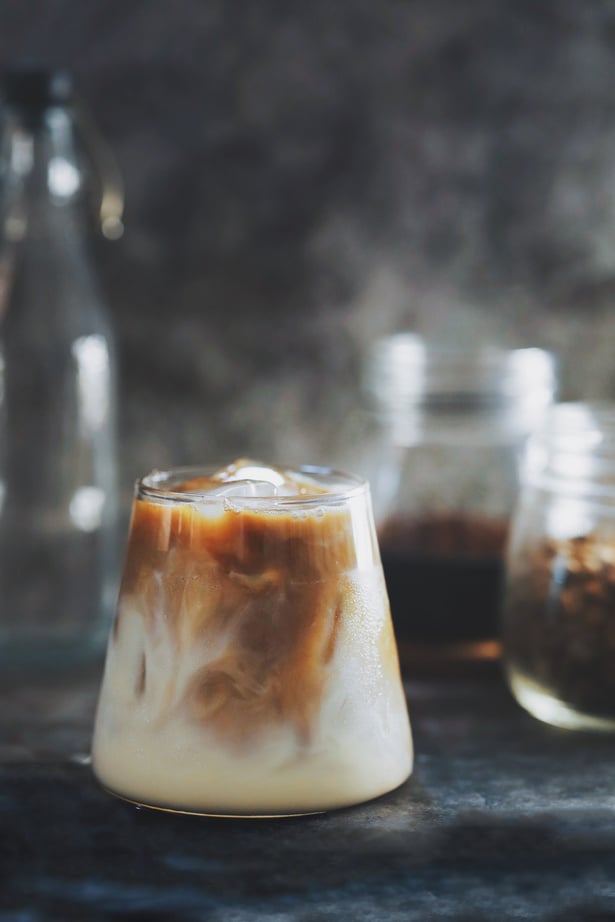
(2, 0, 615, 483)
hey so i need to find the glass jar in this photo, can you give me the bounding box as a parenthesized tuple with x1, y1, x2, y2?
(341, 334, 557, 665)
(502, 402, 615, 731)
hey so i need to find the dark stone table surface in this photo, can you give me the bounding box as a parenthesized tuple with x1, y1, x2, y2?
(2, 657, 615, 922)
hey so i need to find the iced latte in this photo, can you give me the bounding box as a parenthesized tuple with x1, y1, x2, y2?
(92, 461, 412, 816)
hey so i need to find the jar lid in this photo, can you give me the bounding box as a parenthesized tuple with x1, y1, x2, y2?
(524, 402, 615, 499)
(364, 333, 556, 413)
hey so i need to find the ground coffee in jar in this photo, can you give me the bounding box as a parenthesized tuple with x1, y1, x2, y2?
(504, 531, 615, 724)
(502, 402, 615, 730)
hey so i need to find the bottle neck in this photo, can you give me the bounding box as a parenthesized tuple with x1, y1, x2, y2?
(1, 105, 87, 241)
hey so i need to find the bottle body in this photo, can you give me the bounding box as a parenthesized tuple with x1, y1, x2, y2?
(502, 403, 615, 730)
(0, 72, 119, 668)
(342, 335, 556, 664)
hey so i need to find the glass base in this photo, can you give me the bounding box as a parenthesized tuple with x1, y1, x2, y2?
(102, 786, 324, 819)
(508, 669, 615, 732)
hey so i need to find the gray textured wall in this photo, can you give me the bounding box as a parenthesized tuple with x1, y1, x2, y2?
(2, 1, 615, 479)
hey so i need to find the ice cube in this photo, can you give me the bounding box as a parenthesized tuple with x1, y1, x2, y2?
(223, 463, 287, 489)
(208, 480, 281, 498)
(272, 484, 296, 496)
(196, 500, 226, 520)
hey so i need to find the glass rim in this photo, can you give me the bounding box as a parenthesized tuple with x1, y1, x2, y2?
(530, 401, 615, 455)
(524, 400, 615, 499)
(136, 464, 369, 507)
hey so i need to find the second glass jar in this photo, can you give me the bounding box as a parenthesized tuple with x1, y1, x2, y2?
(345, 334, 557, 663)
(502, 402, 615, 731)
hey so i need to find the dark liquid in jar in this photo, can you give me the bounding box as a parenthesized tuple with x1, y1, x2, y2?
(378, 514, 509, 647)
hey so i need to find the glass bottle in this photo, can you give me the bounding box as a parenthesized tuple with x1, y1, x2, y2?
(502, 402, 615, 731)
(0, 68, 123, 669)
(341, 333, 557, 665)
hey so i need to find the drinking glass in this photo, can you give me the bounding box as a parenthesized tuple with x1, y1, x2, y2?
(92, 463, 412, 816)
